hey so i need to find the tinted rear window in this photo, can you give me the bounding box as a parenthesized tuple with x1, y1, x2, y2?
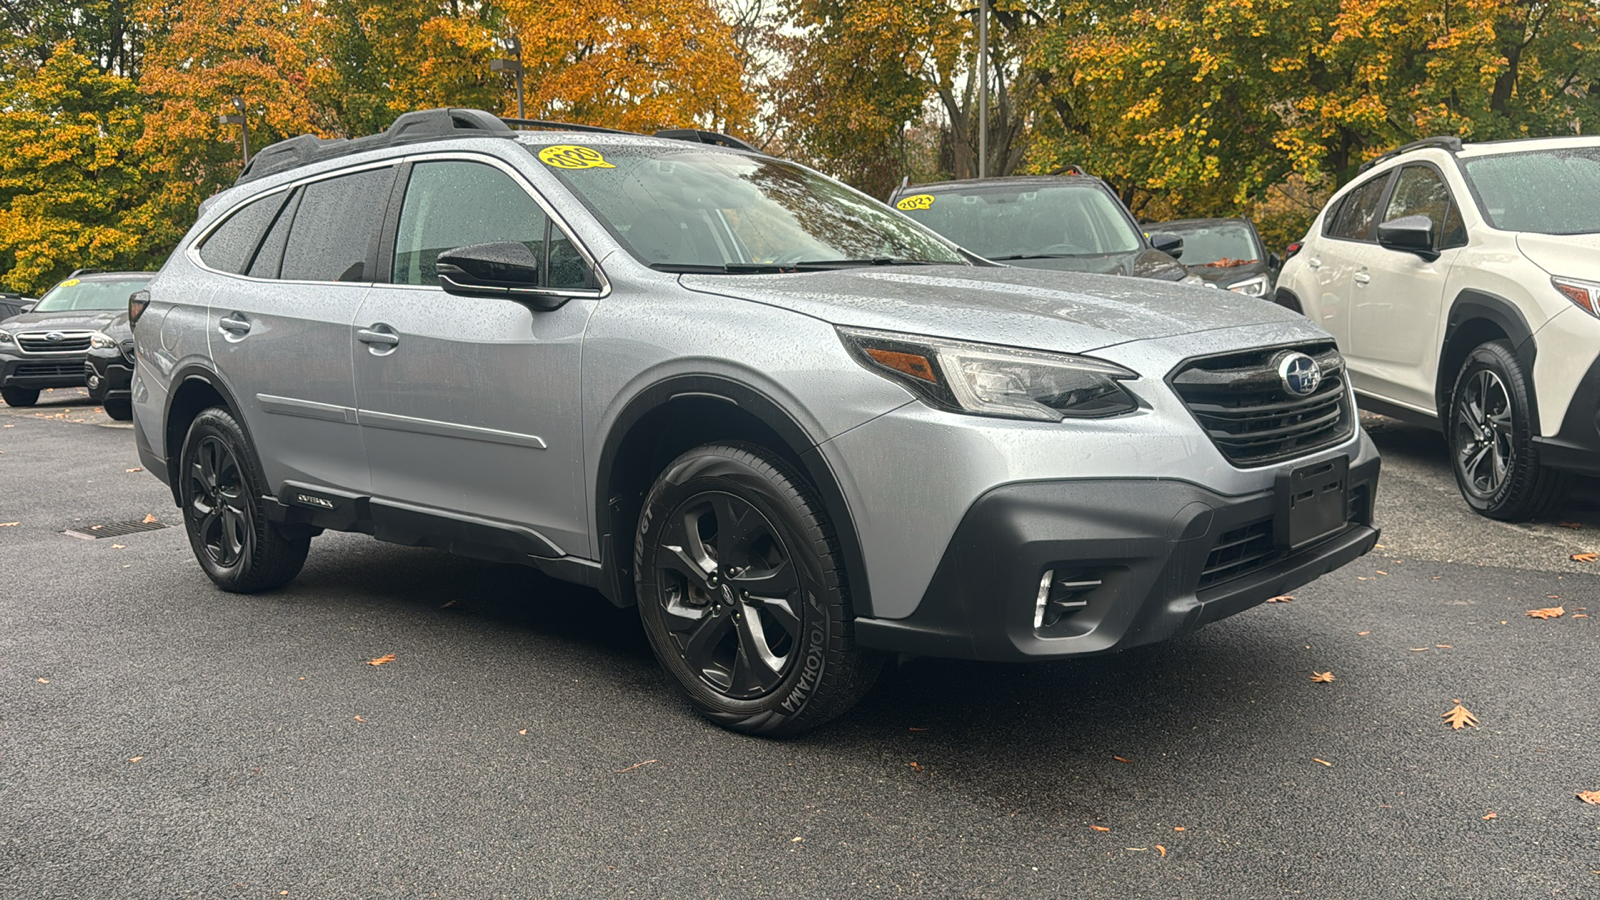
(279, 168, 393, 282)
(198, 192, 289, 274)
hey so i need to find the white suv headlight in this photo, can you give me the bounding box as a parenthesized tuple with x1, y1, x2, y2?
(1227, 274, 1268, 297)
(839, 327, 1141, 421)
(1553, 276, 1600, 317)
(89, 331, 117, 350)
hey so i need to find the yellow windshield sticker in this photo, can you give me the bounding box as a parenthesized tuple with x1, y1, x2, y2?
(895, 194, 935, 211)
(538, 145, 616, 170)
(61, 278, 80, 287)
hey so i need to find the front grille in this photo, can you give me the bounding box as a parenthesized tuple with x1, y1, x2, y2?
(1169, 342, 1353, 467)
(1199, 519, 1280, 589)
(17, 331, 93, 353)
(14, 361, 83, 378)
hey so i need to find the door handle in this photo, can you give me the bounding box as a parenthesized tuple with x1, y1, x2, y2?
(357, 326, 400, 348)
(217, 313, 251, 335)
(1306, 258, 1322, 270)
(1353, 272, 1372, 286)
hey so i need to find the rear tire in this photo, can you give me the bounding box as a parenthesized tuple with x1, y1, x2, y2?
(634, 442, 881, 736)
(2, 387, 39, 407)
(103, 399, 133, 421)
(1446, 340, 1568, 521)
(178, 407, 310, 592)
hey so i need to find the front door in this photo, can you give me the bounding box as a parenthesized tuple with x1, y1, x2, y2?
(354, 157, 598, 554)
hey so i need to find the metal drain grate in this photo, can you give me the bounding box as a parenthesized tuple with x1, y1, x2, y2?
(64, 519, 171, 540)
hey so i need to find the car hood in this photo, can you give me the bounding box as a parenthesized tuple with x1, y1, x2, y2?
(0, 309, 120, 333)
(1186, 259, 1271, 287)
(996, 248, 1188, 281)
(1516, 233, 1600, 279)
(679, 264, 1312, 353)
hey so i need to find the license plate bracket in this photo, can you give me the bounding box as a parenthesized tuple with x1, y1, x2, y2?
(1274, 456, 1349, 550)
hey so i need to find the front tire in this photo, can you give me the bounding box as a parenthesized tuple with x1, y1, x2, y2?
(103, 398, 133, 421)
(178, 407, 309, 592)
(1446, 340, 1568, 521)
(2, 387, 39, 407)
(634, 442, 881, 736)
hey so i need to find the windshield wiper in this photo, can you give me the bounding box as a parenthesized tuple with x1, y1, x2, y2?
(989, 253, 1078, 261)
(650, 263, 796, 274)
(788, 257, 944, 269)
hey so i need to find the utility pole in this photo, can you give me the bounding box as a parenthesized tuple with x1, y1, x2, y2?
(977, 0, 988, 178)
(490, 36, 525, 119)
(217, 96, 249, 166)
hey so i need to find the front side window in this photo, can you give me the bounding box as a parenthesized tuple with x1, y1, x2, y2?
(1461, 146, 1600, 235)
(1383, 166, 1466, 249)
(32, 276, 152, 312)
(531, 140, 965, 271)
(897, 183, 1143, 260)
(1326, 174, 1391, 241)
(279, 167, 393, 282)
(392, 160, 587, 289)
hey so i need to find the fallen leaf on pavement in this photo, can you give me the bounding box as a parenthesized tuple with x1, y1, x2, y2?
(366, 654, 395, 666)
(1482, 812, 1497, 820)
(141, 514, 158, 524)
(1173, 827, 1185, 832)
(128, 756, 143, 763)
(1312, 758, 1333, 766)
(439, 599, 459, 608)
(1156, 845, 1167, 858)
(1376, 570, 1388, 575)
(1311, 671, 1335, 683)
(36, 678, 48, 684)
(1357, 631, 1370, 635)
(125, 467, 142, 473)
(1578, 791, 1600, 805)
(519, 729, 527, 735)
(1089, 825, 1110, 832)
(1572, 553, 1598, 562)
(111, 543, 124, 549)
(1408, 647, 1430, 651)
(909, 761, 922, 772)
(616, 759, 659, 773)
(908, 726, 927, 732)
(1442, 701, 1479, 730)
(1113, 755, 1132, 763)
(1436, 644, 1452, 648)
(1527, 606, 1565, 619)
(1267, 595, 1293, 602)
(353, 715, 365, 722)
(1575, 614, 1590, 619)
(0, 522, 17, 527)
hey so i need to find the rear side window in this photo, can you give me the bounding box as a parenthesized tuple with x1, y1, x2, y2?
(393, 160, 592, 289)
(1325, 175, 1390, 241)
(198, 193, 288, 274)
(279, 167, 393, 282)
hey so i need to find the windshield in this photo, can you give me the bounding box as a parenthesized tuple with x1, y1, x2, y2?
(895, 183, 1143, 259)
(1461, 146, 1600, 235)
(31, 276, 150, 312)
(529, 141, 966, 271)
(1160, 222, 1260, 267)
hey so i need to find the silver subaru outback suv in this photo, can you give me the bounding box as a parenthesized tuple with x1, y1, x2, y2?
(131, 109, 1379, 735)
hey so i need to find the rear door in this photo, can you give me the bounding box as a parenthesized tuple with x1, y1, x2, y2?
(205, 163, 396, 495)
(1304, 171, 1393, 356)
(352, 155, 599, 555)
(1347, 163, 1467, 412)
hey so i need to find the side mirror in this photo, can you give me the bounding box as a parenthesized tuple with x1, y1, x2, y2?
(1268, 252, 1282, 270)
(1148, 232, 1184, 260)
(19, 301, 35, 313)
(1376, 215, 1439, 262)
(436, 241, 589, 312)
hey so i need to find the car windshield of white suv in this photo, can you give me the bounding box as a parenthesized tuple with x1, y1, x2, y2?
(1162, 223, 1259, 266)
(529, 141, 966, 272)
(30, 277, 151, 312)
(896, 183, 1143, 260)
(1461, 147, 1600, 235)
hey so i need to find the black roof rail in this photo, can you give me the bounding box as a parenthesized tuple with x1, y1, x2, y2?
(236, 108, 515, 185)
(501, 117, 634, 136)
(653, 128, 759, 153)
(1358, 136, 1464, 173)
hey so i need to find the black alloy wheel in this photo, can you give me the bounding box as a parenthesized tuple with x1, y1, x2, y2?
(635, 443, 881, 736)
(178, 407, 310, 592)
(1446, 340, 1567, 521)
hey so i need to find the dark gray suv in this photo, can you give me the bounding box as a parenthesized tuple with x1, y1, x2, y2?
(133, 109, 1380, 735)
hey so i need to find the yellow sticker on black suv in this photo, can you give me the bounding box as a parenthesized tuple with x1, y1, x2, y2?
(895, 194, 935, 211)
(538, 145, 616, 170)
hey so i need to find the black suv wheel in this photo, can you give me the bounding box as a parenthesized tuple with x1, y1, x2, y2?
(2, 387, 39, 407)
(178, 407, 310, 592)
(634, 442, 881, 736)
(1447, 341, 1568, 520)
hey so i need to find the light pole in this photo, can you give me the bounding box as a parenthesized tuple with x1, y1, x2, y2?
(217, 96, 249, 166)
(977, 0, 988, 179)
(490, 37, 525, 119)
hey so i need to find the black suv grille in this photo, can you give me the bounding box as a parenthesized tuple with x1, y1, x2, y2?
(1169, 342, 1352, 467)
(18, 332, 92, 353)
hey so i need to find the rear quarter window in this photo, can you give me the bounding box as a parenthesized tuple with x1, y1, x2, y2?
(197, 192, 289, 274)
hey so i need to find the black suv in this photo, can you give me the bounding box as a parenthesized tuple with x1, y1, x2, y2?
(0, 272, 152, 407)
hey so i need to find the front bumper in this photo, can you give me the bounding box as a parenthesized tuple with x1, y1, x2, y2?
(1, 353, 88, 389)
(1534, 349, 1600, 477)
(853, 453, 1380, 662)
(84, 352, 133, 403)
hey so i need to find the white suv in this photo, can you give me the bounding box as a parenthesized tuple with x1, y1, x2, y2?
(1276, 135, 1600, 520)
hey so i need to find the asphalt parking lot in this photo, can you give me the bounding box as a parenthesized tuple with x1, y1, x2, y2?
(3, 388, 1599, 898)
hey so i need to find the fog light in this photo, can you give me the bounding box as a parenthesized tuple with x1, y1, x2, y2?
(87, 374, 100, 389)
(1033, 570, 1054, 629)
(1034, 568, 1106, 632)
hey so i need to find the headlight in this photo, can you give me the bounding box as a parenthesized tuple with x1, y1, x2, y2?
(1180, 273, 1205, 286)
(0, 331, 12, 344)
(839, 327, 1141, 421)
(1553, 276, 1600, 317)
(89, 331, 117, 350)
(1227, 274, 1268, 297)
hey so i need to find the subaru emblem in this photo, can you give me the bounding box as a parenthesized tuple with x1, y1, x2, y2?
(1278, 352, 1322, 397)
(45, 331, 65, 343)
